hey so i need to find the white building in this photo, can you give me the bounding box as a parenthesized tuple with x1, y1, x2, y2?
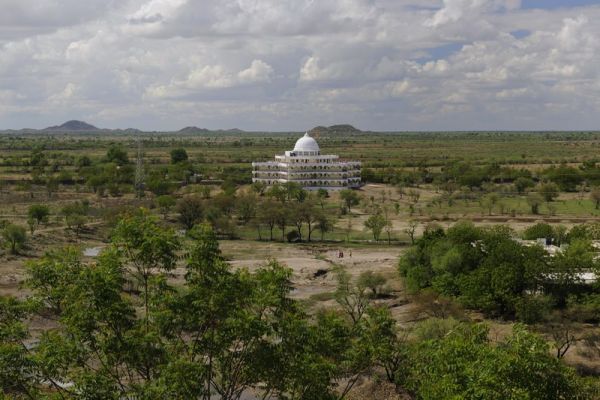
(252, 132, 361, 190)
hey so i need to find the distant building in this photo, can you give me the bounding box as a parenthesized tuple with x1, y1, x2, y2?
(252, 132, 361, 190)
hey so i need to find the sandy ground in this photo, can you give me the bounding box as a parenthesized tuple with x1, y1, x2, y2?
(218, 240, 419, 322)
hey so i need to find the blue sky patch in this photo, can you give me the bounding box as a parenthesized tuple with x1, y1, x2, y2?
(521, 0, 600, 10)
(418, 43, 465, 63)
(511, 29, 532, 39)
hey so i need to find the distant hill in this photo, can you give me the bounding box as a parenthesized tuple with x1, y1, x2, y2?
(309, 124, 362, 136)
(177, 127, 247, 134)
(178, 126, 210, 134)
(43, 120, 99, 131)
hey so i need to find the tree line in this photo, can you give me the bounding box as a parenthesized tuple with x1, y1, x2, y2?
(1, 211, 596, 399)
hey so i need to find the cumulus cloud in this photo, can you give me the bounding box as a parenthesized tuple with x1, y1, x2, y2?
(1, 0, 600, 130)
(425, 0, 522, 27)
(146, 59, 274, 98)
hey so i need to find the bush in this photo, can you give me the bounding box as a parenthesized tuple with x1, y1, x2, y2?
(170, 148, 188, 164)
(286, 230, 300, 243)
(2, 224, 27, 254)
(515, 295, 553, 324)
(523, 223, 554, 241)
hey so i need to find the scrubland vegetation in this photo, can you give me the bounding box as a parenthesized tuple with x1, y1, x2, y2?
(3, 131, 600, 399)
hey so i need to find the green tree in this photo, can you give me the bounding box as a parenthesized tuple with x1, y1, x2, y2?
(2, 224, 26, 254)
(106, 144, 129, 165)
(156, 195, 176, 219)
(251, 181, 266, 196)
(480, 192, 499, 216)
(27, 204, 50, 234)
(340, 189, 360, 213)
(146, 174, 176, 196)
(399, 323, 586, 400)
(76, 155, 92, 168)
(527, 193, 543, 214)
(591, 187, 600, 209)
(523, 222, 555, 240)
(235, 192, 257, 225)
(316, 188, 329, 209)
(258, 199, 278, 240)
(539, 182, 560, 202)
(364, 213, 386, 241)
(0, 296, 39, 398)
(177, 195, 204, 229)
(317, 213, 333, 241)
(514, 176, 535, 194)
(170, 148, 189, 164)
(112, 211, 181, 323)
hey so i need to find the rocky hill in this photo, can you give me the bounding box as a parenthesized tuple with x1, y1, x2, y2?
(43, 120, 99, 131)
(309, 124, 362, 136)
(177, 126, 210, 134)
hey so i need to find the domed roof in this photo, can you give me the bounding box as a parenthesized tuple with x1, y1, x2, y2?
(293, 132, 320, 153)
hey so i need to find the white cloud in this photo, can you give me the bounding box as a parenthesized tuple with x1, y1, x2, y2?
(1, 0, 600, 130)
(238, 60, 274, 84)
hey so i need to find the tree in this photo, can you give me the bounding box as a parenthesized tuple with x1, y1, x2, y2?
(539, 182, 560, 202)
(106, 144, 129, 165)
(0, 296, 39, 397)
(112, 211, 181, 323)
(334, 268, 370, 324)
(251, 181, 266, 196)
(316, 188, 328, 209)
(177, 195, 204, 229)
(591, 187, 600, 209)
(404, 220, 419, 244)
(27, 204, 50, 234)
(17, 217, 381, 399)
(156, 195, 176, 219)
(76, 155, 92, 168)
(284, 181, 303, 202)
(480, 192, 499, 216)
(235, 192, 257, 225)
(364, 213, 386, 241)
(65, 213, 87, 237)
(523, 222, 555, 240)
(527, 193, 543, 214)
(274, 203, 288, 241)
(289, 203, 304, 241)
(258, 199, 278, 240)
(398, 323, 586, 400)
(407, 189, 421, 204)
(146, 175, 175, 196)
(340, 189, 360, 213)
(383, 206, 394, 244)
(317, 213, 333, 241)
(170, 148, 188, 164)
(2, 215, 593, 399)
(514, 177, 535, 194)
(61, 201, 90, 235)
(267, 184, 287, 203)
(45, 177, 59, 198)
(2, 224, 26, 254)
(299, 199, 321, 242)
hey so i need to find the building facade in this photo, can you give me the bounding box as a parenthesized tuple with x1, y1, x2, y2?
(252, 132, 361, 190)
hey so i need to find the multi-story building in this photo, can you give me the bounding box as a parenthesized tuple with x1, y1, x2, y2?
(252, 132, 361, 190)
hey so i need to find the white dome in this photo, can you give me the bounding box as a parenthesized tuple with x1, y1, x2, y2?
(293, 132, 320, 153)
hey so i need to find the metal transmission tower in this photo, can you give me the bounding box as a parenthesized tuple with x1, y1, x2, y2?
(134, 137, 145, 198)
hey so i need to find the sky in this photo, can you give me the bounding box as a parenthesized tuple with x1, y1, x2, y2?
(1, 0, 600, 131)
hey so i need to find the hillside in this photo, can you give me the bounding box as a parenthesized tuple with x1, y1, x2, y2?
(309, 124, 362, 136)
(43, 120, 99, 131)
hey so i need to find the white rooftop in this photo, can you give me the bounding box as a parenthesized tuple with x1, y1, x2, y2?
(293, 132, 320, 153)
